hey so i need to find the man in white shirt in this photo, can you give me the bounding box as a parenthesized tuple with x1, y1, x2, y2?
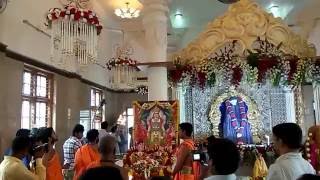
(98, 121, 109, 140)
(203, 138, 240, 180)
(267, 123, 315, 180)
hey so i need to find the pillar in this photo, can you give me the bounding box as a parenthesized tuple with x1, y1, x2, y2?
(313, 83, 320, 125)
(284, 88, 296, 123)
(141, 0, 170, 101)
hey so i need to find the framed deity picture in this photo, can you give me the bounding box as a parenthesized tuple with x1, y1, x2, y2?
(133, 101, 179, 148)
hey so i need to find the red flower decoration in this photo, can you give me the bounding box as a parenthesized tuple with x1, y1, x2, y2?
(257, 57, 278, 82)
(288, 58, 298, 82)
(232, 121, 237, 127)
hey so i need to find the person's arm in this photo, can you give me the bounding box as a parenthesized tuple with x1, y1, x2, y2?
(121, 167, 129, 180)
(34, 158, 46, 180)
(172, 145, 190, 175)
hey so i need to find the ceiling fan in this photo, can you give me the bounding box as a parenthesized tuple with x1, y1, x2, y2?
(217, 0, 239, 4)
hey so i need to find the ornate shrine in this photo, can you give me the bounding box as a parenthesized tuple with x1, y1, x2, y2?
(170, 0, 317, 143)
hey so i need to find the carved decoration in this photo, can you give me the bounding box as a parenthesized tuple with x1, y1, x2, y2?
(209, 88, 262, 137)
(173, 0, 315, 64)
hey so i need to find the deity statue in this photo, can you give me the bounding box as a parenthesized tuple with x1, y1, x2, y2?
(147, 107, 166, 146)
(219, 96, 253, 144)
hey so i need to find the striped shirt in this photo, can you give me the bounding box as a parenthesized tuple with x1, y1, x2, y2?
(63, 136, 82, 169)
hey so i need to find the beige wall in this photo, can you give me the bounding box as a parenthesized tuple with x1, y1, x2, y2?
(0, 52, 147, 159)
(0, 52, 24, 157)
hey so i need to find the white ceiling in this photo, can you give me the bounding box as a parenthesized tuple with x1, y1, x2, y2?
(99, 0, 320, 52)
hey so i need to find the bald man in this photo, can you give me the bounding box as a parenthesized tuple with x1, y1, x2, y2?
(87, 135, 128, 180)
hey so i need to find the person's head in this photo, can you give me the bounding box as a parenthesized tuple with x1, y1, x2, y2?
(272, 123, 302, 155)
(86, 129, 99, 144)
(11, 136, 31, 158)
(101, 121, 108, 130)
(179, 123, 193, 139)
(99, 135, 117, 156)
(72, 124, 84, 139)
(79, 166, 123, 180)
(208, 138, 240, 175)
(16, 129, 31, 137)
(298, 174, 320, 180)
(38, 127, 58, 145)
(111, 125, 118, 133)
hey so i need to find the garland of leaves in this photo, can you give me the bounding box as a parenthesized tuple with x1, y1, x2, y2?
(169, 38, 320, 89)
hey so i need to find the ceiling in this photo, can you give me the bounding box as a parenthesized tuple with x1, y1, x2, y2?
(99, 0, 320, 52)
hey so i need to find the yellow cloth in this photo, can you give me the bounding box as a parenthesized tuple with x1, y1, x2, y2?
(30, 158, 46, 180)
(252, 156, 268, 179)
(0, 156, 46, 180)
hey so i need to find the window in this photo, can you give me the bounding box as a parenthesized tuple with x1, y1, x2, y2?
(90, 88, 104, 129)
(119, 108, 134, 149)
(21, 67, 53, 129)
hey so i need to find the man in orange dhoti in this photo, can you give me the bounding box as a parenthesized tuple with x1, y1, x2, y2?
(173, 123, 200, 180)
(74, 129, 100, 180)
(39, 127, 63, 180)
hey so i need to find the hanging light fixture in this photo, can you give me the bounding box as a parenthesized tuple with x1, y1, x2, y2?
(114, 2, 140, 19)
(46, 5, 103, 67)
(106, 44, 139, 90)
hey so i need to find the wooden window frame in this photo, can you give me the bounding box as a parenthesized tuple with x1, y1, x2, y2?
(22, 66, 53, 128)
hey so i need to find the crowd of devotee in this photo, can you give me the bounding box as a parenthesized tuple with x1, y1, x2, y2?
(1, 122, 320, 180)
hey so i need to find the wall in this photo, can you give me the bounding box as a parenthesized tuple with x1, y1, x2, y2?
(0, 0, 123, 87)
(0, 52, 24, 157)
(0, 51, 147, 159)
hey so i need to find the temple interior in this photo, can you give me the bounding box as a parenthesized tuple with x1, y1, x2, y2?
(1, 0, 320, 179)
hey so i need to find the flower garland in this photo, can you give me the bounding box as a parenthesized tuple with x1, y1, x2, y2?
(225, 97, 248, 143)
(123, 145, 174, 179)
(46, 6, 103, 35)
(106, 57, 137, 70)
(169, 38, 320, 88)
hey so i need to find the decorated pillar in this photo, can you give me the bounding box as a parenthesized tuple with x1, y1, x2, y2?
(141, 0, 169, 101)
(313, 83, 320, 125)
(284, 88, 296, 123)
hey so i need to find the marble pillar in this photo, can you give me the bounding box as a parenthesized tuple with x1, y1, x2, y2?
(141, 0, 170, 101)
(313, 83, 320, 125)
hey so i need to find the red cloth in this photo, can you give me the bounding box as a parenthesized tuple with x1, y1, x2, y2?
(174, 139, 200, 180)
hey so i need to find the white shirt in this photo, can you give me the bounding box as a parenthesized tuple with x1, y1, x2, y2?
(204, 174, 237, 180)
(267, 152, 315, 180)
(98, 129, 108, 140)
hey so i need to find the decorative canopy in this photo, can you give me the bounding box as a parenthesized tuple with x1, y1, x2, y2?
(173, 0, 315, 64)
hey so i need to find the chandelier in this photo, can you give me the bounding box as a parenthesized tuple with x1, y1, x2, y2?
(106, 45, 139, 90)
(46, 5, 102, 68)
(114, 2, 140, 19)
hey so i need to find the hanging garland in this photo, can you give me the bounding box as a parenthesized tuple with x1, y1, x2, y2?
(225, 97, 248, 143)
(106, 57, 137, 70)
(46, 6, 103, 35)
(169, 38, 320, 89)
